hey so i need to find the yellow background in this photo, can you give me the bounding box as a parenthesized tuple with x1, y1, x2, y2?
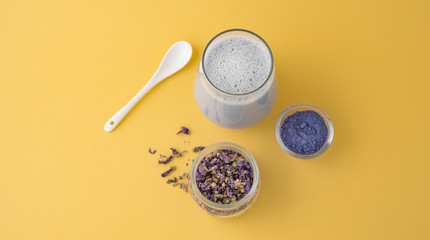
(1, 0, 429, 239)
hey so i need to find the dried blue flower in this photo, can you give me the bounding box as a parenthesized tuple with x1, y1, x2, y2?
(176, 126, 190, 135)
(219, 155, 230, 162)
(149, 148, 156, 154)
(161, 166, 175, 177)
(179, 173, 186, 179)
(167, 177, 177, 183)
(170, 148, 182, 157)
(195, 149, 253, 204)
(192, 146, 205, 152)
(176, 183, 188, 192)
(170, 147, 179, 155)
(159, 155, 173, 164)
(172, 183, 179, 187)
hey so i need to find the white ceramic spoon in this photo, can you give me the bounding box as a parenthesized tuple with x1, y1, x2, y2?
(104, 41, 192, 132)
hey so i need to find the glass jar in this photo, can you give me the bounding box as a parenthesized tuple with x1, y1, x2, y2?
(188, 142, 260, 217)
(275, 103, 334, 159)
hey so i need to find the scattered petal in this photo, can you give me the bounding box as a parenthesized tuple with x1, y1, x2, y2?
(149, 148, 156, 154)
(176, 126, 190, 135)
(167, 177, 177, 183)
(159, 155, 173, 164)
(170, 148, 182, 157)
(192, 146, 205, 152)
(178, 173, 186, 179)
(161, 166, 175, 177)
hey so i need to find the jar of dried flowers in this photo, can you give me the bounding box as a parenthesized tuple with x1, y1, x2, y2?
(189, 142, 260, 217)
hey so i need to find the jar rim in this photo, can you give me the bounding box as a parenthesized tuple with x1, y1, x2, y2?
(189, 142, 260, 210)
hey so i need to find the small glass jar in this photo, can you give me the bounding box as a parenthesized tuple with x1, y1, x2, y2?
(275, 103, 334, 159)
(189, 142, 260, 217)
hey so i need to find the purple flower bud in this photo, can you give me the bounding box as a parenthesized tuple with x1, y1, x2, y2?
(195, 149, 253, 204)
(161, 166, 175, 177)
(159, 155, 173, 164)
(176, 126, 190, 135)
(219, 155, 230, 162)
(192, 146, 205, 152)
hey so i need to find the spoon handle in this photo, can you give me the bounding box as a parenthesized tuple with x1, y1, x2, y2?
(104, 79, 157, 132)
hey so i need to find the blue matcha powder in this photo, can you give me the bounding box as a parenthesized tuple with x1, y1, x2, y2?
(280, 110, 328, 155)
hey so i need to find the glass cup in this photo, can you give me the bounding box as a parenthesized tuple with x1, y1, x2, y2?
(194, 29, 278, 129)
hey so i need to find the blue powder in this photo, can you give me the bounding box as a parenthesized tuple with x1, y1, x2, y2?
(280, 110, 328, 155)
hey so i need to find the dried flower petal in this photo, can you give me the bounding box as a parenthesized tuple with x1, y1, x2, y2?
(176, 126, 190, 135)
(195, 149, 253, 204)
(192, 146, 205, 152)
(219, 155, 230, 162)
(149, 148, 156, 154)
(167, 177, 177, 183)
(170, 148, 182, 157)
(178, 173, 186, 179)
(172, 183, 179, 187)
(159, 155, 173, 164)
(161, 166, 175, 177)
